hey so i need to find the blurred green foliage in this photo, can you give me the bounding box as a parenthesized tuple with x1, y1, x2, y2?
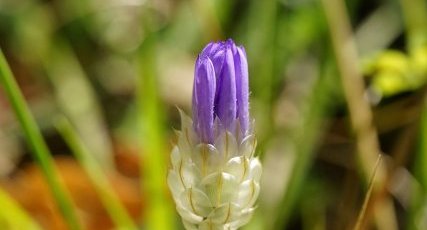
(0, 0, 427, 229)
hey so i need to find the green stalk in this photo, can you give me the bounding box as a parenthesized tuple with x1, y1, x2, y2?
(0, 188, 41, 230)
(0, 49, 81, 230)
(56, 118, 138, 230)
(137, 35, 175, 229)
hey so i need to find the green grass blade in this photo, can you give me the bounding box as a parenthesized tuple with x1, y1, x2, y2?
(0, 48, 81, 230)
(56, 117, 138, 230)
(0, 188, 42, 230)
(136, 35, 176, 230)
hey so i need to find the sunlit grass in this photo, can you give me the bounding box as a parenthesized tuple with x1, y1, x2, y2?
(0, 188, 41, 230)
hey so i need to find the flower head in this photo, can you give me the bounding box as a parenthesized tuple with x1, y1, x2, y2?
(192, 39, 249, 143)
(169, 39, 261, 230)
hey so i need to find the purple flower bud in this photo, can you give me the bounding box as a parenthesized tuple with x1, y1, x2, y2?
(192, 39, 250, 143)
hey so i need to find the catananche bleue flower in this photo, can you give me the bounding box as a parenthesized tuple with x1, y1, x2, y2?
(168, 39, 261, 230)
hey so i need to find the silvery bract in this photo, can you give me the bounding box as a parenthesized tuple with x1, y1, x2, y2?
(168, 40, 261, 230)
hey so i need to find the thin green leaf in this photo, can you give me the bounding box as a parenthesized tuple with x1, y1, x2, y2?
(56, 117, 138, 230)
(0, 48, 81, 230)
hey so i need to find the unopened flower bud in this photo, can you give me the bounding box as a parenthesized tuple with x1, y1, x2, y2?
(193, 39, 250, 143)
(169, 39, 261, 230)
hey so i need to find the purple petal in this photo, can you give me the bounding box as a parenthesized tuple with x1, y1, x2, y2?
(234, 46, 249, 134)
(203, 42, 226, 88)
(193, 40, 250, 142)
(201, 42, 219, 57)
(215, 45, 237, 131)
(192, 56, 216, 143)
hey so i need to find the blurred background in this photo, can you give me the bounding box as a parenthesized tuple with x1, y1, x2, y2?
(0, 0, 427, 229)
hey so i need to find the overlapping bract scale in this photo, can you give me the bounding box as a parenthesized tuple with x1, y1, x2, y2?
(168, 112, 261, 230)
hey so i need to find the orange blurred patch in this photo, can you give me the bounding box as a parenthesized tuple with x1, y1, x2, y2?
(1, 156, 143, 230)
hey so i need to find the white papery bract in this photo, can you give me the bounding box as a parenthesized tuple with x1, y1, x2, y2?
(168, 111, 261, 230)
